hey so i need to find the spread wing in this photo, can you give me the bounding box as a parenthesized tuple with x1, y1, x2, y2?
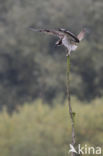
(58, 28, 80, 43)
(29, 27, 64, 38)
(77, 29, 87, 41)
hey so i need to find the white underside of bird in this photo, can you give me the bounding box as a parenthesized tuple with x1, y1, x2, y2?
(62, 36, 78, 55)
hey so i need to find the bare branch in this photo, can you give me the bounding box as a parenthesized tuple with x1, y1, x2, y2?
(67, 55, 76, 156)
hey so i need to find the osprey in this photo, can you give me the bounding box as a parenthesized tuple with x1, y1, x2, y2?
(29, 27, 87, 56)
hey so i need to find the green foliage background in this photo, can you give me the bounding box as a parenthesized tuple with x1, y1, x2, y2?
(0, 98, 103, 156)
(0, 0, 103, 110)
(0, 0, 103, 155)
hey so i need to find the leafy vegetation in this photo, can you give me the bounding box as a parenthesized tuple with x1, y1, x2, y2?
(0, 98, 103, 156)
(0, 1, 103, 155)
(0, 0, 103, 110)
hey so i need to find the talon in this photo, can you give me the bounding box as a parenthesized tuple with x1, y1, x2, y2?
(66, 53, 70, 56)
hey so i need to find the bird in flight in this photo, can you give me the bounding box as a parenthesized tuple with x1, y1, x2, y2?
(29, 27, 87, 56)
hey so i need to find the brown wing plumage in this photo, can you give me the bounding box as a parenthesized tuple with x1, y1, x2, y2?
(29, 27, 64, 38)
(29, 27, 87, 43)
(58, 28, 80, 43)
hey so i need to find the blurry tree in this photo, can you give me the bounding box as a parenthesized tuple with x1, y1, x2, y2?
(0, 98, 103, 156)
(0, 0, 103, 110)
